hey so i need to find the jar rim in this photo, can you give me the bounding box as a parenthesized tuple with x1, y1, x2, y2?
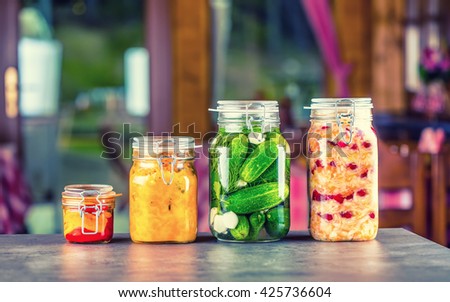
(210, 100, 280, 125)
(212, 100, 279, 113)
(217, 100, 278, 105)
(305, 98, 373, 109)
(132, 136, 195, 149)
(63, 184, 113, 195)
(62, 184, 119, 206)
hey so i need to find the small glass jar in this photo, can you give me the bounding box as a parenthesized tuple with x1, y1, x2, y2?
(305, 98, 378, 241)
(129, 136, 198, 243)
(209, 100, 290, 242)
(61, 184, 119, 243)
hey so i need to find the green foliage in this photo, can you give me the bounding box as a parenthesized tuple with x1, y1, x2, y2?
(54, 24, 143, 103)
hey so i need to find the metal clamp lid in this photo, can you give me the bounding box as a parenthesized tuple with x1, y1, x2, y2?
(304, 97, 373, 145)
(304, 97, 373, 109)
(132, 136, 197, 160)
(132, 137, 198, 185)
(154, 139, 177, 185)
(209, 100, 280, 124)
(335, 99, 355, 145)
(78, 189, 103, 235)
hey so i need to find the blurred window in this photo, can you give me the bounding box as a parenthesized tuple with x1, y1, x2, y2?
(210, 0, 323, 125)
(19, 0, 145, 233)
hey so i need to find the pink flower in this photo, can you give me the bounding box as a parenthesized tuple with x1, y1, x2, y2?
(421, 47, 441, 71)
(419, 47, 450, 83)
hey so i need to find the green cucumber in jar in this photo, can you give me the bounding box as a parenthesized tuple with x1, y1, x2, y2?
(251, 160, 280, 185)
(225, 134, 248, 168)
(248, 212, 266, 240)
(229, 215, 250, 240)
(209, 134, 223, 209)
(250, 136, 290, 185)
(226, 134, 249, 191)
(265, 132, 291, 154)
(224, 182, 289, 214)
(215, 133, 248, 193)
(209, 133, 223, 173)
(255, 156, 290, 185)
(239, 138, 279, 183)
(265, 206, 290, 238)
(210, 172, 221, 210)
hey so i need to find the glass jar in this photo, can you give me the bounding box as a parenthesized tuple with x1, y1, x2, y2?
(209, 100, 290, 242)
(305, 98, 378, 241)
(129, 136, 198, 243)
(61, 184, 119, 243)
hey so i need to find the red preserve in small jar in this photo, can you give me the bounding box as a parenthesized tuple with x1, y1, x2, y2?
(61, 184, 120, 243)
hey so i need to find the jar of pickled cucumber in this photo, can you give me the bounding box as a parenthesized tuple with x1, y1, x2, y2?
(305, 98, 378, 241)
(129, 136, 197, 243)
(209, 100, 290, 242)
(62, 184, 120, 243)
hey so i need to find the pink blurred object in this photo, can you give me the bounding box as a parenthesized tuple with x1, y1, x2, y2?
(290, 162, 309, 231)
(0, 145, 32, 234)
(379, 189, 412, 210)
(411, 81, 448, 117)
(421, 47, 442, 71)
(411, 91, 427, 112)
(194, 146, 210, 233)
(301, 0, 351, 97)
(418, 127, 446, 154)
(420, 47, 450, 76)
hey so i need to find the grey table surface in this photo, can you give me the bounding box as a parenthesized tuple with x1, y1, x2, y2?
(0, 228, 449, 282)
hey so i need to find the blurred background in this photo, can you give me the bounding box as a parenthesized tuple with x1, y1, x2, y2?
(1, 0, 450, 247)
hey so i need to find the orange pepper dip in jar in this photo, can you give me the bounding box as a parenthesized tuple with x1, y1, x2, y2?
(306, 98, 378, 241)
(62, 184, 120, 243)
(129, 136, 198, 243)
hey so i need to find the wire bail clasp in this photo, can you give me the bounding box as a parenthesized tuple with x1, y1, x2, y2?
(155, 139, 176, 185)
(244, 102, 254, 131)
(78, 190, 103, 235)
(335, 99, 355, 145)
(246, 102, 266, 144)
